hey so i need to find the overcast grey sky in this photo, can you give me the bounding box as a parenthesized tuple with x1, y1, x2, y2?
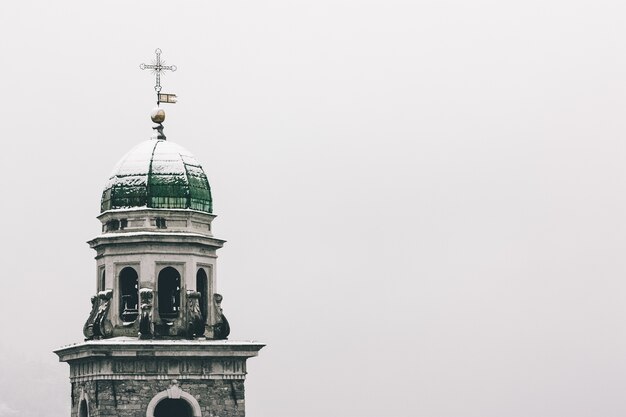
(2, 1, 626, 416)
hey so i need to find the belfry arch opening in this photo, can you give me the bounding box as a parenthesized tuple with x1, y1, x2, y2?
(119, 267, 138, 321)
(153, 398, 192, 417)
(99, 268, 105, 292)
(196, 268, 208, 321)
(158, 267, 181, 319)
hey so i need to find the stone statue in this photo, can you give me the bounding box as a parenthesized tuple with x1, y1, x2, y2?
(138, 288, 154, 339)
(187, 290, 205, 338)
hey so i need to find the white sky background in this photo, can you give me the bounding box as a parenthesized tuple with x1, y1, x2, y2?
(1, 1, 626, 416)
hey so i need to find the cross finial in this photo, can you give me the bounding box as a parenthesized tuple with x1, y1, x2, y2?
(140, 49, 177, 140)
(140, 48, 177, 101)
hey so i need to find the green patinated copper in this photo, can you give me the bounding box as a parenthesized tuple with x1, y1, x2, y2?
(101, 139, 212, 213)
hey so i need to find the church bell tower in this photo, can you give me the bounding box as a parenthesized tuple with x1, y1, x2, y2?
(55, 49, 263, 417)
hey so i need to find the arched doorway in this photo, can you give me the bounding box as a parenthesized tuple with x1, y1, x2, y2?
(78, 399, 88, 417)
(154, 399, 192, 417)
(146, 384, 202, 417)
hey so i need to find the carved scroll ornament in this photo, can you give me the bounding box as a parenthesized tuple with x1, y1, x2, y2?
(212, 293, 230, 340)
(83, 290, 113, 340)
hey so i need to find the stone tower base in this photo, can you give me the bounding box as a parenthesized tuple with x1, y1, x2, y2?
(55, 338, 264, 417)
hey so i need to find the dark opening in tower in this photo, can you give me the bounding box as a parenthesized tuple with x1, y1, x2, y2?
(119, 267, 139, 322)
(196, 268, 208, 322)
(154, 398, 192, 417)
(158, 267, 181, 319)
(99, 268, 105, 292)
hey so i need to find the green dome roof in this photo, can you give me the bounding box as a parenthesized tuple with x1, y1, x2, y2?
(101, 139, 212, 213)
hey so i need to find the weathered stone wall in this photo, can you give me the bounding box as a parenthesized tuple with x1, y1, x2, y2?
(72, 379, 245, 417)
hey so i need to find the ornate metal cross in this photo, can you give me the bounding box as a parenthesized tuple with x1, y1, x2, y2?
(140, 48, 177, 93)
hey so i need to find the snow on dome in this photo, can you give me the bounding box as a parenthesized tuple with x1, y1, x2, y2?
(101, 139, 212, 213)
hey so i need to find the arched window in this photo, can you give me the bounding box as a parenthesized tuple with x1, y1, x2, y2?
(119, 267, 139, 322)
(99, 268, 106, 292)
(158, 267, 181, 319)
(154, 399, 192, 417)
(78, 399, 88, 417)
(196, 268, 208, 322)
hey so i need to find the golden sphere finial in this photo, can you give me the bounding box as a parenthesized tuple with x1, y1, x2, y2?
(151, 107, 166, 124)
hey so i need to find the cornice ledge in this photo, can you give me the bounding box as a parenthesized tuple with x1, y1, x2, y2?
(87, 233, 226, 249)
(55, 339, 264, 362)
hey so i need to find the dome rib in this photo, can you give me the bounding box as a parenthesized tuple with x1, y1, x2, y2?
(179, 145, 193, 210)
(145, 139, 160, 210)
